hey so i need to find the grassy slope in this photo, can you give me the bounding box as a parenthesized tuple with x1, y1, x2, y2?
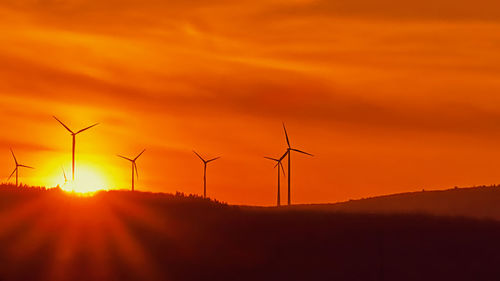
(0, 185, 499, 281)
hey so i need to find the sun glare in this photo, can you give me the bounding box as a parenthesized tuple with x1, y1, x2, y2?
(59, 165, 110, 195)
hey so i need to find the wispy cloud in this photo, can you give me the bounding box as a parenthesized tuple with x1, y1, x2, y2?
(1, 0, 500, 204)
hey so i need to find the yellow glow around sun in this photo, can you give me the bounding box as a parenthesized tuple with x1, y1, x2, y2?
(59, 165, 110, 194)
(28, 144, 131, 194)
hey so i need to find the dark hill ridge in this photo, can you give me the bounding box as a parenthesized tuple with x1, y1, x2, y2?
(290, 185, 500, 220)
(1, 185, 500, 281)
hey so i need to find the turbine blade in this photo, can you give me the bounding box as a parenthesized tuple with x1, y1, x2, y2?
(117, 155, 133, 162)
(62, 167, 67, 182)
(291, 148, 313, 156)
(19, 165, 34, 169)
(53, 116, 74, 134)
(10, 148, 17, 165)
(264, 157, 279, 162)
(7, 168, 16, 181)
(193, 150, 205, 162)
(278, 150, 289, 162)
(134, 149, 146, 161)
(207, 157, 220, 163)
(76, 123, 99, 134)
(280, 162, 286, 176)
(282, 122, 291, 148)
(134, 163, 139, 179)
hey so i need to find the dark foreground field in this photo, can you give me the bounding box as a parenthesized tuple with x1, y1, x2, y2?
(1, 185, 500, 281)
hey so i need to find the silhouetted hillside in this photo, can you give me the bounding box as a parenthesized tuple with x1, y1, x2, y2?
(292, 185, 500, 220)
(1, 185, 500, 281)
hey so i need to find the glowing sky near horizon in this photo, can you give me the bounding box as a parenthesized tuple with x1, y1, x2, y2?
(1, 0, 500, 204)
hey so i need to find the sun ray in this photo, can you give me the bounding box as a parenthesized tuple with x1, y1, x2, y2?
(0, 194, 50, 239)
(105, 192, 173, 235)
(104, 203, 161, 281)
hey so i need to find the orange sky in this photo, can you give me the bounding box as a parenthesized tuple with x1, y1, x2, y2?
(1, 0, 500, 205)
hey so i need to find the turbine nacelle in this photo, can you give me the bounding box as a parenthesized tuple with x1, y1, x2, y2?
(282, 124, 313, 157)
(118, 149, 145, 180)
(264, 156, 286, 175)
(193, 150, 220, 165)
(53, 116, 99, 136)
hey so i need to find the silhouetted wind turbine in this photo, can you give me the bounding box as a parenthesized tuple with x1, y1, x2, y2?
(193, 151, 220, 199)
(62, 167, 68, 185)
(282, 123, 313, 205)
(8, 149, 34, 187)
(118, 149, 145, 192)
(53, 116, 98, 181)
(265, 155, 286, 206)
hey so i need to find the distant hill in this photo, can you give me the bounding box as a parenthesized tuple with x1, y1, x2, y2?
(291, 185, 500, 220)
(1, 185, 500, 281)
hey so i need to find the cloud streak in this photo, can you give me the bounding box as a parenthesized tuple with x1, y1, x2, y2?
(1, 0, 500, 204)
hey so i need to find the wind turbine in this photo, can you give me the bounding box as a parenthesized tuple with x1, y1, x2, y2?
(282, 123, 313, 205)
(53, 116, 98, 181)
(264, 154, 286, 206)
(118, 149, 145, 192)
(193, 151, 220, 199)
(62, 167, 68, 185)
(8, 149, 34, 187)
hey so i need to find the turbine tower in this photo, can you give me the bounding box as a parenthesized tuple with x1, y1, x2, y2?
(282, 123, 313, 205)
(265, 154, 286, 206)
(118, 149, 145, 192)
(193, 151, 220, 199)
(8, 149, 34, 187)
(53, 116, 98, 181)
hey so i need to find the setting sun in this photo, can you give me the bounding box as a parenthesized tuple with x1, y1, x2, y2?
(1, 0, 500, 280)
(56, 165, 110, 194)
